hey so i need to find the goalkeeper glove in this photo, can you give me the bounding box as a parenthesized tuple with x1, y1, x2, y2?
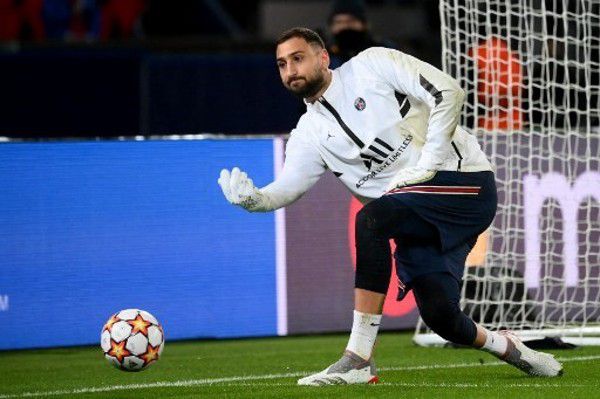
(386, 166, 436, 193)
(218, 167, 270, 212)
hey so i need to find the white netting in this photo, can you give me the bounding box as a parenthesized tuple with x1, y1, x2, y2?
(415, 0, 600, 346)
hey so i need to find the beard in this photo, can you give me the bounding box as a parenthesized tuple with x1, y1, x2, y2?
(286, 71, 326, 99)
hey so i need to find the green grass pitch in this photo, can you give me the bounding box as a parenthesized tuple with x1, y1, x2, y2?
(1, 331, 599, 398)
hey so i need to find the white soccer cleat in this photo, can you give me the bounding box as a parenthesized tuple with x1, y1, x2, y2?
(297, 351, 379, 386)
(498, 331, 563, 377)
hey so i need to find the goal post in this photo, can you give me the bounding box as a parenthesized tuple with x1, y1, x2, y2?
(414, 0, 600, 346)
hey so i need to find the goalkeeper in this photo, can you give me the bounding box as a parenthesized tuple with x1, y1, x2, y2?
(218, 27, 563, 385)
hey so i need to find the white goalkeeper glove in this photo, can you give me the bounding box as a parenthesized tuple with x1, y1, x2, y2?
(386, 166, 437, 193)
(218, 167, 270, 212)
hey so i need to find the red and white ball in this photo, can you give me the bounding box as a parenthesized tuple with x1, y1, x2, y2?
(101, 309, 164, 371)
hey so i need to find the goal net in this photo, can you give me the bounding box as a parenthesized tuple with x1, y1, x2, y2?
(414, 0, 600, 346)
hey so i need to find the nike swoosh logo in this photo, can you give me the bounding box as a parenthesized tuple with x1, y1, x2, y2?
(370, 323, 380, 327)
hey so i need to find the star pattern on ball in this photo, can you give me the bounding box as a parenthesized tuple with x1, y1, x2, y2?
(103, 314, 120, 331)
(127, 314, 153, 335)
(141, 345, 160, 365)
(108, 340, 131, 363)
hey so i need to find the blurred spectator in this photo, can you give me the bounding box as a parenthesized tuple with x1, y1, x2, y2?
(20, 0, 45, 40)
(468, 36, 523, 131)
(44, 0, 102, 42)
(326, 0, 396, 66)
(0, 0, 144, 43)
(100, 0, 145, 41)
(0, 0, 21, 41)
(42, 0, 71, 39)
(0, 0, 44, 42)
(41, 0, 101, 42)
(68, 0, 100, 41)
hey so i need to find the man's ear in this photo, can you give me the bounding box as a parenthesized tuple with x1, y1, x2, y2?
(321, 48, 330, 68)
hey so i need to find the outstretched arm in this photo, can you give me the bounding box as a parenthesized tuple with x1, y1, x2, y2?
(218, 132, 326, 212)
(218, 167, 274, 211)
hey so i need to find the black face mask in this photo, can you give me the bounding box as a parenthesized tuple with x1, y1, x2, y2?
(333, 29, 373, 57)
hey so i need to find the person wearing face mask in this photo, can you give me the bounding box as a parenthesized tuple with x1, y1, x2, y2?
(327, 0, 395, 66)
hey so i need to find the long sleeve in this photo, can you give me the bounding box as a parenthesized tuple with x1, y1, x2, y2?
(360, 47, 466, 170)
(257, 129, 326, 211)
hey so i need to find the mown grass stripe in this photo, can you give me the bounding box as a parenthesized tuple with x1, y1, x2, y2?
(1, 355, 599, 398)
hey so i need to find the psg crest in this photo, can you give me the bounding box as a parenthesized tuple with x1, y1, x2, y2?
(354, 97, 366, 111)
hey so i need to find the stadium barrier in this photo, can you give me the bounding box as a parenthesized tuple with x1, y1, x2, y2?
(0, 136, 419, 350)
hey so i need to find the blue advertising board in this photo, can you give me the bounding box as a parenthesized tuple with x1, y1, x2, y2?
(0, 139, 277, 350)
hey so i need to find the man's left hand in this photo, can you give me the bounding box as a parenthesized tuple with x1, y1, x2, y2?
(386, 166, 436, 192)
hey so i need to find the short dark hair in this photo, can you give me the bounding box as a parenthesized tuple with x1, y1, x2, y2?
(276, 27, 325, 49)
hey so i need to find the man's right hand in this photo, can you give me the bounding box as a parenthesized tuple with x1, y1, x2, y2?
(218, 167, 267, 212)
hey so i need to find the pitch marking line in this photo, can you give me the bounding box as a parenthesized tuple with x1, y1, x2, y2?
(0, 355, 599, 398)
(213, 382, 590, 388)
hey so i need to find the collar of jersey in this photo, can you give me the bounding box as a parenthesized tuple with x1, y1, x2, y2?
(304, 69, 342, 107)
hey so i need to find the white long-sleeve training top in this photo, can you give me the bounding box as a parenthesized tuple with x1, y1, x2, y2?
(259, 47, 492, 210)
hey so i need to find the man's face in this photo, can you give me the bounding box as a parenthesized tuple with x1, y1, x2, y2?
(276, 37, 329, 98)
(330, 14, 367, 35)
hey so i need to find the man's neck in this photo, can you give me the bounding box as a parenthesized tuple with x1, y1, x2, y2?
(305, 70, 333, 104)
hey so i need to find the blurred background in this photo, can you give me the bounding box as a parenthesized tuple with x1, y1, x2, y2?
(1, 0, 442, 350)
(0, 0, 441, 138)
(1, 0, 598, 352)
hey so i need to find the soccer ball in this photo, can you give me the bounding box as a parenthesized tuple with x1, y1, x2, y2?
(101, 309, 165, 371)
